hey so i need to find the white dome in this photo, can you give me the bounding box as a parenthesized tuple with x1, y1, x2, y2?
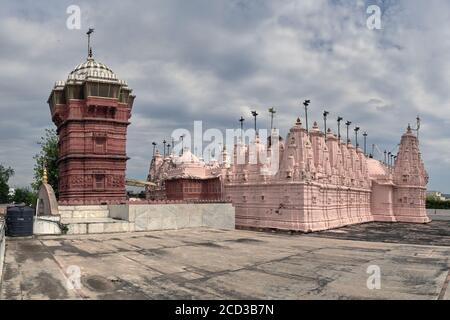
(66, 58, 125, 84)
(173, 149, 201, 165)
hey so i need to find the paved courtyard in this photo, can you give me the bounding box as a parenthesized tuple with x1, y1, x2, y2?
(1, 224, 449, 300)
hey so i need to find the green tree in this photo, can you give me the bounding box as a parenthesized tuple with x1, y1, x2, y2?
(32, 129, 59, 196)
(0, 164, 14, 203)
(426, 197, 450, 209)
(12, 187, 38, 207)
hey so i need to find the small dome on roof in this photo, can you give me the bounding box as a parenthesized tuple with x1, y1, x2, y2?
(173, 149, 201, 165)
(66, 57, 126, 85)
(367, 158, 389, 177)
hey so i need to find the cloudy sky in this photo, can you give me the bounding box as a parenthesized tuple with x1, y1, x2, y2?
(0, 0, 449, 192)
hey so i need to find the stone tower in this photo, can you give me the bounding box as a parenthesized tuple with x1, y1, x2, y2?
(392, 125, 429, 223)
(48, 46, 135, 205)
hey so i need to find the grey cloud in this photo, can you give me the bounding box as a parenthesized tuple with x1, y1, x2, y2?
(0, 0, 449, 193)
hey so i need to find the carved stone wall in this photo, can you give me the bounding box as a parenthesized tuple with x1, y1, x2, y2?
(225, 119, 430, 232)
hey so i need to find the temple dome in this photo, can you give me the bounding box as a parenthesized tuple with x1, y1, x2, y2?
(173, 149, 201, 165)
(66, 57, 124, 84)
(367, 158, 389, 178)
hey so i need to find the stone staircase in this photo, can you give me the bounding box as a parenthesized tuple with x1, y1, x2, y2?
(58, 205, 133, 235)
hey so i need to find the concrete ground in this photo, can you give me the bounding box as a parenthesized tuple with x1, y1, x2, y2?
(1, 224, 449, 300)
(428, 211, 450, 221)
(309, 221, 450, 247)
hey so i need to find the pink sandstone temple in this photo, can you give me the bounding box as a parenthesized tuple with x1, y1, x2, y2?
(225, 119, 429, 232)
(146, 148, 229, 201)
(146, 116, 429, 232)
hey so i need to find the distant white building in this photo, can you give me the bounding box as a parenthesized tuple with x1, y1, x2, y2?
(427, 191, 446, 201)
(8, 188, 15, 198)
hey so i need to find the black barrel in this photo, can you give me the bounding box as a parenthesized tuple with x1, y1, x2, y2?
(6, 206, 34, 237)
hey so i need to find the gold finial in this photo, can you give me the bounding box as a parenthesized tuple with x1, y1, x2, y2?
(43, 163, 48, 184)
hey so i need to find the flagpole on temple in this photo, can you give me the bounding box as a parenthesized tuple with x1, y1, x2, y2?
(171, 138, 175, 154)
(152, 142, 157, 157)
(303, 100, 310, 135)
(163, 140, 167, 157)
(416, 116, 421, 142)
(251, 111, 258, 137)
(323, 111, 329, 142)
(180, 135, 185, 155)
(363, 132, 368, 156)
(87, 28, 94, 58)
(268, 108, 276, 132)
(337, 117, 343, 142)
(239, 116, 245, 145)
(354, 127, 360, 148)
(346, 121, 352, 145)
